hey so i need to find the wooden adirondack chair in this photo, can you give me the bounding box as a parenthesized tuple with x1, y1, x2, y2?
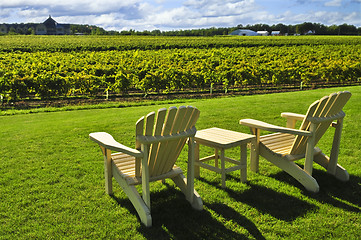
(240, 91, 351, 192)
(89, 106, 203, 227)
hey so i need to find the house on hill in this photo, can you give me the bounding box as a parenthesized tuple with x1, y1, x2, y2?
(0, 16, 70, 35)
(40, 16, 70, 35)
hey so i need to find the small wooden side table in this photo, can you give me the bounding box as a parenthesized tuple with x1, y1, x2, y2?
(194, 127, 255, 188)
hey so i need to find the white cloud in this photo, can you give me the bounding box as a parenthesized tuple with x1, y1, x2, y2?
(325, 0, 343, 6)
(0, 0, 359, 31)
(184, 0, 257, 16)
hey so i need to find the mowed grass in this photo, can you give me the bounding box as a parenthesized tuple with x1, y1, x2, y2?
(1, 86, 360, 239)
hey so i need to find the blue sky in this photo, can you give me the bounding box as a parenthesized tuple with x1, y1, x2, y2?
(0, 0, 360, 31)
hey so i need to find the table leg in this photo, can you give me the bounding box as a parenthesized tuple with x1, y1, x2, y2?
(240, 144, 247, 182)
(221, 149, 226, 188)
(215, 148, 219, 168)
(194, 142, 200, 178)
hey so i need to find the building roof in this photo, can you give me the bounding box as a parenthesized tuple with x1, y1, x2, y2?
(257, 31, 269, 35)
(43, 15, 57, 28)
(229, 29, 258, 36)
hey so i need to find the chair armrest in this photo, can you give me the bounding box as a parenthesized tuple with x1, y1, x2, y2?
(281, 112, 306, 121)
(239, 119, 312, 136)
(89, 132, 143, 158)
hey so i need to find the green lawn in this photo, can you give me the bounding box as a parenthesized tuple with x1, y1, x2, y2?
(1, 86, 360, 239)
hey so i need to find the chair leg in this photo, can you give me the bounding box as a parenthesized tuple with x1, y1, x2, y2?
(125, 185, 152, 227)
(328, 118, 343, 175)
(194, 143, 200, 178)
(172, 174, 203, 210)
(314, 152, 349, 182)
(279, 159, 319, 192)
(112, 166, 152, 227)
(250, 128, 260, 172)
(260, 147, 319, 192)
(104, 149, 113, 195)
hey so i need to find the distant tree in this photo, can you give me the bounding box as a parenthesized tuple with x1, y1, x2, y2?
(272, 23, 288, 34)
(91, 27, 107, 35)
(151, 29, 162, 36)
(327, 25, 340, 35)
(339, 23, 357, 35)
(313, 23, 328, 35)
(26, 27, 35, 35)
(295, 22, 315, 34)
(107, 30, 120, 35)
(286, 25, 296, 35)
(8, 27, 17, 35)
(245, 23, 271, 32)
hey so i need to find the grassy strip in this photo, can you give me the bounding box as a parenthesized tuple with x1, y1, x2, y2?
(0, 98, 193, 116)
(0, 86, 360, 239)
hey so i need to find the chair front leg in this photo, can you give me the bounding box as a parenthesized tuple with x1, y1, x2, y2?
(103, 147, 113, 195)
(141, 144, 150, 210)
(304, 123, 316, 175)
(187, 137, 195, 203)
(328, 118, 343, 175)
(250, 127, 260, 172)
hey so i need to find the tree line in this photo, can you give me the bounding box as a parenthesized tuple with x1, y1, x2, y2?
(240, 22, 361, 36)
(118, 23, 361, 36)
(1, 22, 360, 36)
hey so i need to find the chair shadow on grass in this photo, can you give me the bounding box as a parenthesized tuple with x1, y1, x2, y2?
(199, 175, 317, 222)
(112, 183, 265, 240)
(269, 167, 361, 213)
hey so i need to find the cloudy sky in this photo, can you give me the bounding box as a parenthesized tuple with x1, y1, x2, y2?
(0, 0, 360, 31)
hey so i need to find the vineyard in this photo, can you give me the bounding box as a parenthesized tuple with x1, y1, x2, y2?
(0, 35, 360, 101)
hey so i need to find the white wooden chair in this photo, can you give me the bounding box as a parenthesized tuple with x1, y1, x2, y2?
(89, 106, 203, 227)
(240, 91, 351, 192)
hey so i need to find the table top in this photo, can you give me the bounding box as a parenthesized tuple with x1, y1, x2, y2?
(195, 127, 255, 149)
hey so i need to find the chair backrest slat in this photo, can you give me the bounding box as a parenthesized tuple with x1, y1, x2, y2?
(135, 116, 145, 150)
(135, 116, 145, 177)
(145, 112, 155, 136)
(290, 91, 351, 155)
(147, 108, 167, 174)
(162, 107, 178, 135)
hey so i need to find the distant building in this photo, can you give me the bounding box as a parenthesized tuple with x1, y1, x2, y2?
(0, 16, 70, 35)
(271, 31, 281, 36)
(257, 31, 269, 36)
(229, 29, 258, 36)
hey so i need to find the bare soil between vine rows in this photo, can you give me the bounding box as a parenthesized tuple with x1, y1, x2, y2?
(2, 82, 360, 110)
